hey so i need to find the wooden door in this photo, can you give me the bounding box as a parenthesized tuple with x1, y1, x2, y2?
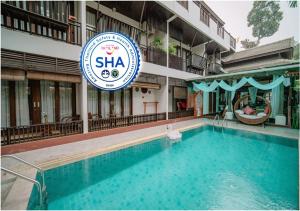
(29, 80, 41, 124)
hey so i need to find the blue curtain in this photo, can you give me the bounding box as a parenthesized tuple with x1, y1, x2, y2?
(216, 87, 219, 112)
(203, 91, 209, 115)
(271, 75, 284, 118)
(248, 87, 258, 104)
(193, 76, 290, 92)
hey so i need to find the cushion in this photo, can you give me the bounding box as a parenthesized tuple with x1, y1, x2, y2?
(264, 106, 270, 114)
(243, 106, 255, 115)
(257, 112, 267, 117)
(235, 110, 244, 115)
(240, 114, 260, 119)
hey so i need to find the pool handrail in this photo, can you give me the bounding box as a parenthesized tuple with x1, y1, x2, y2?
(1, 167, 43, 207)
(1, 155, 46, 192)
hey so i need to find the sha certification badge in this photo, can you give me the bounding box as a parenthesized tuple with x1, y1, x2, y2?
(80, 32, 142, 91)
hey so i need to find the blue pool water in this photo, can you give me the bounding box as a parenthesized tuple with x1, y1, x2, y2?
(28, 126, 298, 210)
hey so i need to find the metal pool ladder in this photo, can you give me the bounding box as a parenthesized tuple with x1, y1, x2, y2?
(212, 114, 220, 127)
(1, 155, 47, 207)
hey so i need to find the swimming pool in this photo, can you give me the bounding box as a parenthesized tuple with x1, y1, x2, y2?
(28, 125, 298, 210)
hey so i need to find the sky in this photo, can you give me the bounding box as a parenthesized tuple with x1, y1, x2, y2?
(205, 0, 300, 51)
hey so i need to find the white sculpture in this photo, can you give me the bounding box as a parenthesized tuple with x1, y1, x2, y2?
(166, 124, 182, 141)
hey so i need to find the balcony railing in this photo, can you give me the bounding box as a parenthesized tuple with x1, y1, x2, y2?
(230, 35, 236, 49)
(1, 110, 195, 145)
(168, 108, 194, 119)
(1, 120, 83, 146)
(1, 3, 81, 45)
(140, 45, 167, 67)
(88, 112, 167, 132)
(85, 13, 142, 43)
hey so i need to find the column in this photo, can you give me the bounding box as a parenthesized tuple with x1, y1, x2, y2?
(166, 76, 169, 120)
(80, 1, 88, 133)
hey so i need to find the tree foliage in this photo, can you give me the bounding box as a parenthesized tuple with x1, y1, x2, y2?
(247, 1, 283, 44)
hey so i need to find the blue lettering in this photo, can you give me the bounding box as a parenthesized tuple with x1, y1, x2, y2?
(95, 56, 125, 68)
(115, 57, 125, 68)
(95, 57, 103, 68)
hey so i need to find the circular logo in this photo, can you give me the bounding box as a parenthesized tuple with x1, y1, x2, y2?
(80, 32, 142, 90)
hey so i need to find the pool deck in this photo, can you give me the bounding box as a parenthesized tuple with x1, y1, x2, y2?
(1, 118, 299, 210)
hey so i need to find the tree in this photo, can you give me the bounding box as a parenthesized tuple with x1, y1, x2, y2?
(247, 1, 283, 45)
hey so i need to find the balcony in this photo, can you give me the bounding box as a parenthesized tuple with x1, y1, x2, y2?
(86, 13, 142, 43)
(230, 35, 236, 49)
(1, 2, 81, 45)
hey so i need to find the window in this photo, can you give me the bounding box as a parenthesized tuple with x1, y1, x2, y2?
(59, 82, 72, 119)
(217, 24, 224, 38)
(87, 10, 96, 27)
(15, 80, 30, 126)
(41, 80, 55, 123)
(87, 84, 98, 115)
(1, 80, 10, 127)
(200, 8, 209, 26)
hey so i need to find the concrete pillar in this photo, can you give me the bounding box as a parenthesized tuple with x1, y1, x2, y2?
(80, 1, 88, 133)
(166, 76, 169, 120)
(166, 22, 169, 68)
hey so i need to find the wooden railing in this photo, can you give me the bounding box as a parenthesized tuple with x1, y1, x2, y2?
(145, 46, 167, 67)
(1, 3, 82, 46)
(89, 113, 167, 132)
(168, 109, 194, 119)
(1, 120, 83, 146)
(169, 54, 184, 70)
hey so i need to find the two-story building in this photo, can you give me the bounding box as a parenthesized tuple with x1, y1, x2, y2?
(1, 1, 236, 145)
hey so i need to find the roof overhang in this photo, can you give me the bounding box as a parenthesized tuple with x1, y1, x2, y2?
(188, 62, 300, 82)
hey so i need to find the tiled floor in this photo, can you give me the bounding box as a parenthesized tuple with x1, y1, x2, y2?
(1, 118, 299, 210)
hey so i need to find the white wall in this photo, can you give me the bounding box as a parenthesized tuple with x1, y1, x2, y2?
(2, 28, 81, 61)
(132, 88, 158, 115)
(140, 62, 202, 80)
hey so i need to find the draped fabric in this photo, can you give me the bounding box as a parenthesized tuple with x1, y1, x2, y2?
(225, 91, 232, 112)
(203, 92, 209, 115)
(271, 75, 284, 118)
(248, 87, 258, 104)
(87, 85, 98, 115)
(101, 91, 110, 118)
(15, 80, 30, 126)
(193, 76, 291, 92)
(59, 82, 72, 119)
(114, 91, 121, 117)
(1, 80, 10, 127)
(41, 80, 55, 123)
(124, 89, 131, 116)
(231, 80, 237, 101)
(215, 87, 219, 112)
